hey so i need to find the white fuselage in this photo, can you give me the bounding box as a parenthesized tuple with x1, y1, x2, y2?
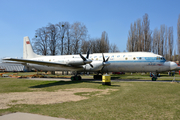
(27, 52, 173, 73)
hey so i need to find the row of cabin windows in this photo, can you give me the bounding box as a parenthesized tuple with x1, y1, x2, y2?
(89, 56, 166, 61)
(72, 55, 166, 61)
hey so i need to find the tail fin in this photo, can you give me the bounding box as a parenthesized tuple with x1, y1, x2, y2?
(23, 36, 39, 59)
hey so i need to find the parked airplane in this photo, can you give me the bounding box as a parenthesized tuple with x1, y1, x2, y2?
(3, 36, 180, 81)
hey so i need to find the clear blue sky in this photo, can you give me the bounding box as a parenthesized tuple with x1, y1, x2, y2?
(0, 0, 180, 59)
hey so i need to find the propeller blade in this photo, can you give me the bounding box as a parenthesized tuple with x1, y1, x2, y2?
(101, 53, 110, 72)
(86, 49, 90, 59)
(106, 56, 110, 62)
(79, 53, 86, 61)
(89, 64, 93, 68)
(102, 53, 105, 62)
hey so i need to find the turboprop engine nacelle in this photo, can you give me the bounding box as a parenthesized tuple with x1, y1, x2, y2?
(66, 58, 92, 65)
(84, 61, 104, 71)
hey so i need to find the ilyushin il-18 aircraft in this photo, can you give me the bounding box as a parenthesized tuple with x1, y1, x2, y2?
(3, 36, 180, 81)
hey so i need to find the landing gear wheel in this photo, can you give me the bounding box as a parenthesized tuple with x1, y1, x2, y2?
(78, 76, 82, 80)
(93, 75, 102, 80)
(71, 76, 75, 81)
(152, 77, 157, 81)
(71, 76, 81, 81)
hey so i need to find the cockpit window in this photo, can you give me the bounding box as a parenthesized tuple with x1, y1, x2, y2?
(162, 57, 166, 61)
(158, 57, 166, 61)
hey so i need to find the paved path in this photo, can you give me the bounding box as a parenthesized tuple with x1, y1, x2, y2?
(0, 112, 71, 120)
(23, 77, 179, 83)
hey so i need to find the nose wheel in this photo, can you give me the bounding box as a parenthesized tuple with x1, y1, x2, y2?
(152, 77, 157, 81)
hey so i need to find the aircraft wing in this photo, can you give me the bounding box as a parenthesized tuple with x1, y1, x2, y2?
(3, 58, 82, 68)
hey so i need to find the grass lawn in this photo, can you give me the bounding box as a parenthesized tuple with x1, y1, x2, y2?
(0, 78, 180, 119)
(1, 71, 180, 81)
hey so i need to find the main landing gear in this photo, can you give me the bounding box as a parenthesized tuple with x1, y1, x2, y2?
(71, 72, 82, 81)
(93, 75, 102, 80)
(71, 76, 82, 81)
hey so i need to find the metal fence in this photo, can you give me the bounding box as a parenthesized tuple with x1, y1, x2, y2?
(0, 63, 25, 72)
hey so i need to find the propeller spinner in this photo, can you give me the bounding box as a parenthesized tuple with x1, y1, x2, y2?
(101, 53, 110, 71)
(79, 49, 93, 68)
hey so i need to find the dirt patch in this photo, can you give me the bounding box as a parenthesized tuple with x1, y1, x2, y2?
(0, 88, 117, 109)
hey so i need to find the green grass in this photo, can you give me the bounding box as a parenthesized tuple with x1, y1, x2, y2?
(0, 78, 180, 119)
(111, 72, 180, 80)
(2, 71, 180, 81)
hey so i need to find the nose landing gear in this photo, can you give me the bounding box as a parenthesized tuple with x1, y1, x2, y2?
(150, 72, 157, 81)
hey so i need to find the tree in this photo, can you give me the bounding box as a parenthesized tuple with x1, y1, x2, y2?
(70, 22, 88, 54)
(159, 25, 165, 56)
(64, 23, 72, 55)
(56, 22, 70, 55)
(32, 27, 49, 55)
(81, 40, 90, 54)
(142, 13, 152, 52)
(32, 21, 119, 56)
(127, 23, 136, 52)
(168, 27, 173, 61)
(109, 44, 119, 52)
(99, 31, 110, 53)
(152, 28, 159, 54)
(47, 23, 59, 55)
(177, 14, 180, 61)
(137, 19, 143, 51)
(164, 26, 168, 60)
(126, 14, 152, 52)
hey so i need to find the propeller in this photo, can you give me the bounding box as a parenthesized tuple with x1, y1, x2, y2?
(101, 53, 110, 72)
(79, 48, 93, 68)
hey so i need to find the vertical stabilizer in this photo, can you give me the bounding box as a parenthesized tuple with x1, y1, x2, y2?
(23, 36, 39, 59)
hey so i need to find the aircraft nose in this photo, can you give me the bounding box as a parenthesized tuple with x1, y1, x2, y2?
(170, 62, 178, 70)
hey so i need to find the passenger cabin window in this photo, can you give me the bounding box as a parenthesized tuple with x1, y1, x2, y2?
(139, 57, 142, 60)
(125, 57, 128, 60)
(133, 57, 136, 60)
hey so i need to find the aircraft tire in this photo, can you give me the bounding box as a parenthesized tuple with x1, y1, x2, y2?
(71, 76, 81, 81)
(94, 75, 102, 80)
(71, 76, 75, 81)
(78, 76, 82, 80)
(152, 77, 156, 81)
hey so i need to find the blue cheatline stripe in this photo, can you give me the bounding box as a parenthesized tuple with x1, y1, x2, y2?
(109, 60, 165, 63)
